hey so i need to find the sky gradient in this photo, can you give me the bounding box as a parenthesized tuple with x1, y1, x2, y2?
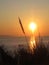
(0, 0, 49, 36)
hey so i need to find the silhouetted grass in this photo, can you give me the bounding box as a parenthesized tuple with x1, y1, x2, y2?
(0, 42, 49, 65)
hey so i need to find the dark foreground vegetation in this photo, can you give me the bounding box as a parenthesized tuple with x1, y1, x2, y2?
(0, 43, 49, 65)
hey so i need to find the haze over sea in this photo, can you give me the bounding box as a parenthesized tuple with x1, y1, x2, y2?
(0, 36, 49, 52)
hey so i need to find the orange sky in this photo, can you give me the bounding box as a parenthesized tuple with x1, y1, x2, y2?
(0, 0, 49, 36)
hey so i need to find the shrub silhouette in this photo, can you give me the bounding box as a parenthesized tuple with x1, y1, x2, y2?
(32, 43, 48, 64)
(0, 42, 49, 65)
(0, 46, 16, 65)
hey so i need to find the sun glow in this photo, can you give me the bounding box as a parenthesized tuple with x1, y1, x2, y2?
(29, 22, 37, 51)
(29, 22, 37, 32)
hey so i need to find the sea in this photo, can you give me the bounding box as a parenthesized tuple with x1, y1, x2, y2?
(0, 36, 49, 52)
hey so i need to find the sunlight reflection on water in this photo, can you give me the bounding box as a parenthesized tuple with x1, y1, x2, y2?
(29, 36, 36, 52)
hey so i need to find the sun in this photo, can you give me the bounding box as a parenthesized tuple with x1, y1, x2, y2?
(29, 22, 37, 32)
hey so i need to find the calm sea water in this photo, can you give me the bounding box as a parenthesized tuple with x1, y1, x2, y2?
(0, 36, 49, 51)
(0, 36, 30, 51)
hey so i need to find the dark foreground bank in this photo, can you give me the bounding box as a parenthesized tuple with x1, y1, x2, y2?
(0, 42, 49, 65)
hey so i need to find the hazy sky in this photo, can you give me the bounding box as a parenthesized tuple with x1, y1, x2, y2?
(0, 0, 49, 36)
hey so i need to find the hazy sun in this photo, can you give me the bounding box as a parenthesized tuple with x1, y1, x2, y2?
(29, 22, 37, 51)
(29, 22, 37, 32)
